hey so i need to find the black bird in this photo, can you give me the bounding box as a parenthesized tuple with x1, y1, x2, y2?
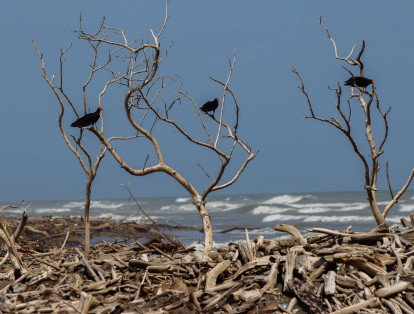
(200, 98, 220, 115)
(344, 76, 374, 88)
(71, 107, 104, 128)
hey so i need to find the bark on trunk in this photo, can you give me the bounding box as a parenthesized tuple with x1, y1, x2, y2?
(84, 180, 92, 259)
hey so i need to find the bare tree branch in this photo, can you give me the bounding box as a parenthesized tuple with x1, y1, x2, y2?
(293, 19, 412, 226)
(36, 3, 256, 254)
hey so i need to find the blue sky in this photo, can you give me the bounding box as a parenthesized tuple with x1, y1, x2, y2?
(2, 1, 414, 201)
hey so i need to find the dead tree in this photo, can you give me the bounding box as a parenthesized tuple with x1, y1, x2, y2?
(42, 5, 256, 254)
(32, 28, 114, 257)
(292, 18, 414, 226)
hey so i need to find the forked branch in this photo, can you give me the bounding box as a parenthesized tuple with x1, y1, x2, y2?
(293, 19, 413, 226)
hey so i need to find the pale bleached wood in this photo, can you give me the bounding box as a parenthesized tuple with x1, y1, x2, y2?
(364, 273, 389, 287)
(382, 298, 403, 314)
(0, 222, 25, 273)
(274, 224, 307, 245)
(375, 281, 410, 298)
(332, 297, 380, 314)
(205, 259, 231, 290)
(75, 248, 100, 282)
(287, 297, 298, 312)
(262, 261, 279, 291)
(284, 250, 297, 291)
(393, 297, 414, 314)
(322, 270, 336, 296)
(77, 292, 94, 314)
(335, 274, 364, 290)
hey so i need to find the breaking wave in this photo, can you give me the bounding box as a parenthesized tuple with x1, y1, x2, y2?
(175, 197, 190, 203)
(262, 214, 375, 223)
(65, 201, 124, 210)
(35, 208, 71, 214)
(251, 206, 291, 215)
(263, 195, 303, 205)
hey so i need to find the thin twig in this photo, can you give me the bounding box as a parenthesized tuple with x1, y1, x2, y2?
(386, 162, 394, 200)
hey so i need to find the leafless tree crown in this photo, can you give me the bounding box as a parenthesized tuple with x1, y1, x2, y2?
(292, 17, 414, 226)
(34, 4, 257, 254)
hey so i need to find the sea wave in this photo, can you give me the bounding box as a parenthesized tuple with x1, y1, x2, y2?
(262, 214, 374, 223)
(263, 195, 303, 205)
(161, 204, 196, 211)
(93, 213, 161, 221)
(175, 197, 190, 203)
(2, 208, 26, 214)
(160, 205, 178, 211)
(95, 213, 126, 220)
(90, 201, 124, 210)
(125, 215, 162, 222)
(163, 201, 241, 212)
(206, 201, 242, 212)
(377, 201, 390, 205)
(251, 206, 291, 215)
(35, 208, 71, 214)
(398, 204, 414, 212)
(386, 216, 408, 224)
(292, 202, 367, 213)
(65, 201, 124, 210)
(66, 201, 84, 208)
(297, 207, 332, 214)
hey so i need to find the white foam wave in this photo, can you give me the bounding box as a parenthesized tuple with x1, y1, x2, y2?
(161, 204, 196, 211)
(161, 205, 178, 211)
(205, 201, 241, 212)
(95, 213, 126, 220)
(387, 216, 408, 224)
(377, 201, 390, 205)
(125, 215, 162, 222)
(296, 203, 366, 214)
(2, 208, 26, 214)
(263, 195, 302, 205)
(251, 206, 291, 215)
(179, 204, 197, 211)
(175, 197, 190, 203)
(65, 200, 124, 210)
(297, 207, 332, 214)
(262, 214, 373, 223)
(66, 201, 84, 208)
(90, 201, 124, 210)
(35, 208, 71, 214)
(398, 204, 413, 212)
(291, 202, 366, 211)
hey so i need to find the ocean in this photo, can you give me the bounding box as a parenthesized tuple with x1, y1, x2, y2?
(1, 191, 413, 249)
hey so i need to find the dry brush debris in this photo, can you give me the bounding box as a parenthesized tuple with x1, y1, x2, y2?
(2, 217, 414, 313)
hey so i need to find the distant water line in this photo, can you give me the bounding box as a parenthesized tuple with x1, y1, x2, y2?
(1, 191, 413, 248)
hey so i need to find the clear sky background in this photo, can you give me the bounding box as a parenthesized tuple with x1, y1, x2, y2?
(2, 1, 414, 202)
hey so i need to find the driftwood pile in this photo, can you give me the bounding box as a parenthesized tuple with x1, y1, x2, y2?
(2, 219, 414, 313)
(0, 215, 195, 248)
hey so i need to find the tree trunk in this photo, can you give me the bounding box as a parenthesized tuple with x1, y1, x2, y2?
(197, 202, 213, 254)
(361, 93, 385, 226)
(84, 180, 92, 258)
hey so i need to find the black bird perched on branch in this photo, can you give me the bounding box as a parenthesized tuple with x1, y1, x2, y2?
(71, 107, 104, 128)
(200, 98, 220, 115)
(344, 76, 374, 88)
